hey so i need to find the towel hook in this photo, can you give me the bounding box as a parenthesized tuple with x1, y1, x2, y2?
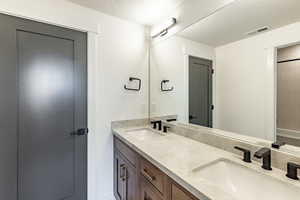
(161, 80, 174, 92)
(124, 77, 141, 91)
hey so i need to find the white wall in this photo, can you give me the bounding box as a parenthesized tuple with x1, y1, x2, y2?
(0, 1, 149, 200)
(94, 14, 148, 200)
(150, 36, 215, 122)
(215, 21, 300, 141)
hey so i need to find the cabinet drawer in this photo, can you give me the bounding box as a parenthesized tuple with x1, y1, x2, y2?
(140, 158, 165, 194)
(114, 137, 137, 167)
(141, 177, 163, 200)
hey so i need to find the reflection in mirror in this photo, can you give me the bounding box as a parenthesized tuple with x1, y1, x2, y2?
(149, 0, 300, 148)
(277, 45, 300, 147)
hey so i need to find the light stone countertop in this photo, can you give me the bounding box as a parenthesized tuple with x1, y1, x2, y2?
(112, 126, 300, 200)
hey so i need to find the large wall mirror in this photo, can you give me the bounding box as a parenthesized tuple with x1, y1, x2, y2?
(149, 0, 300, 149)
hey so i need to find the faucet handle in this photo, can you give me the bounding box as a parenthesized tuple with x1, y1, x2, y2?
(150, 120, 160, 129)
(234, 146, 251, 163)
(286, 162, 300, 180)
(150, 121, 157, 129)
(163, 126, 170, 133)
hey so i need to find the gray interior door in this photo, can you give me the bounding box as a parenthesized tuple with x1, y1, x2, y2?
(0, 14, 18, 200)
(189, 56, 213, 127)
(0, 14, 87, 200)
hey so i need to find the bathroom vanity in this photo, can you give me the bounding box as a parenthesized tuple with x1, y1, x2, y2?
(114, 134, 199, 200)
(112, 120, 300, 200)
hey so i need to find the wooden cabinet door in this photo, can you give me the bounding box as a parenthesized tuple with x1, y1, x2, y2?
(114, 151, 137, 200)
(124, 160, 136, 200)
(141, 177, 163, 200)
(170, 183, 194, 200)
(114, 151, 126, 200)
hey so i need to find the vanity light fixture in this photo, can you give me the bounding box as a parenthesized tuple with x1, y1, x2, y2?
(151, 18, 177, 39)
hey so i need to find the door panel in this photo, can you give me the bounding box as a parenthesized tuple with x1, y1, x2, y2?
(0, 13, 87, 200)
(0, 14, 18, 200)
(277, 61, 300, 131)
(17, 31, 75, 200)
(189, 57, 212, 127)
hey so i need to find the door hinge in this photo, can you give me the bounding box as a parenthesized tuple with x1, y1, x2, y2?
(211, 105, 214, 110)
(211, 69, 215, 74)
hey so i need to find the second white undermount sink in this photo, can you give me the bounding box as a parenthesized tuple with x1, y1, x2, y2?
(193, 158, 300, 200)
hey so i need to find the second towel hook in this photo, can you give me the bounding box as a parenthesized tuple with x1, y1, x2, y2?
(161, 80, 174, 92)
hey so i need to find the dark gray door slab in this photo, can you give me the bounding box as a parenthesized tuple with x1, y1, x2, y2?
(189, 56, 213, 127)
(0, 14, 18, 200)
(0, 13, 87, 200)
(17, 31, 76, 200)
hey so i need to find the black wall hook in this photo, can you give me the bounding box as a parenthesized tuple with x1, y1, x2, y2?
(124, 77, 141, 91)
(161, 80, 174, 92)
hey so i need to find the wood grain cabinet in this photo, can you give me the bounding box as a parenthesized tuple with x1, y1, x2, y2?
(140, 158, 167, 195)
(113, 137, 200, 200)
(114, 151, 137, 200)
(141, 176, 163, 200)
(170, 183, 195, 200)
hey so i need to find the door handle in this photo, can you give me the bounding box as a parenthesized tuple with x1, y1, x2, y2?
(189, 115, 197, 120)
(142, 168, 155, 182)
(144, 195, 152, 200)
(120, 164, 126, 181)
(72, 128, 89, 136)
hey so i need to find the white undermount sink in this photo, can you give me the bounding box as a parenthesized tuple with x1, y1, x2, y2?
(193, 158, 300, 200)
(125, 128, 165, 141)
(126, 128, 160, 135)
